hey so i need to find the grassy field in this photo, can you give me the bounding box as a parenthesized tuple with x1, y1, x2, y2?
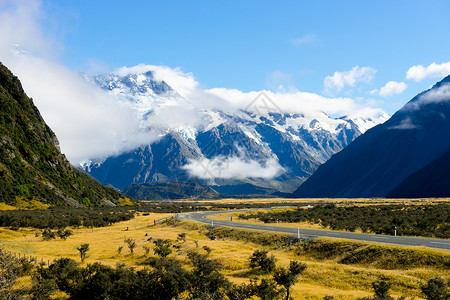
(1, 206, 449, 299)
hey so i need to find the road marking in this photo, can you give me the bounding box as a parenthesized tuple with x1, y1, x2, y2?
(430, 241, 450, 245)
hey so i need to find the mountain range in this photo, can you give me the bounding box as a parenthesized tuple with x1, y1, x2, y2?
(81, 71, 388, 196)
(293, 74, 450, 198)
(0, 62, 127, 207)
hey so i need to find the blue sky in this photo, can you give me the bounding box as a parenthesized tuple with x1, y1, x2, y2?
(1, 0, 450, 162)
(37, 0, 450, 113)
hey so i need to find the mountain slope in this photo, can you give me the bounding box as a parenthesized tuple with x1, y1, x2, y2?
(388, 148, 450, 198)
(293, 75, 450, 198)
(81, 71, 388, 194)
(122, 181, 220, 200)
(0, 62, 126, 207)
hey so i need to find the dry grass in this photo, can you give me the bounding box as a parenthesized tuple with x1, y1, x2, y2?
(0, 202, 17, 210)
(1, 211, 449, 299)
(212, 209, 329, 231)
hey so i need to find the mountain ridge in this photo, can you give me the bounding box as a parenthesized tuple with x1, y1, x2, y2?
(0, 62, 128, 207)
(293, 74, 450, 198)
(81, 71, 389, 194)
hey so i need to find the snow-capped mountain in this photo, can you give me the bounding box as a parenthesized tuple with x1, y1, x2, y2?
(81, 71, 389, 194)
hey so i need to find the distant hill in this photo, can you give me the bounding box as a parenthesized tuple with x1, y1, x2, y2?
(0, 62, 127, 207)
(122, 181, 220, 200)
(293, 75, 450, 198)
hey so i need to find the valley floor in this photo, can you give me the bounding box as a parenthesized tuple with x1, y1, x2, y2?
(1, 209, 449, 299)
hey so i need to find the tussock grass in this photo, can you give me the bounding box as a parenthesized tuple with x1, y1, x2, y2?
(1, 213, 449, 299)
(298, 238, 450, 270)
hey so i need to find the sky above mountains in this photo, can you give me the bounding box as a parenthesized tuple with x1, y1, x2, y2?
(0, 0, 449, 163)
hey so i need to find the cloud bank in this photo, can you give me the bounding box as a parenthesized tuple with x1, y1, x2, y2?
(0, 0, 158, 164)
(406, 62, 450, 82)
(182, 157, 283, 180)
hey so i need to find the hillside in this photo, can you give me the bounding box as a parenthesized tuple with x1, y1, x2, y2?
(388, 148, 450, 198)
(293, 75, 450, 198)
(0, 62, 126, 207)
(122, 181, 220, 200)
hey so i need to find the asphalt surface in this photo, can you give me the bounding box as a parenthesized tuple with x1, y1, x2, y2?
(178, 209, 450, 251)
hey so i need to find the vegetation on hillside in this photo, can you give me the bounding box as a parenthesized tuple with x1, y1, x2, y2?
(238, 204, 450, 238)
(0, 62, 127, 207)
(122, 181, 221, 200)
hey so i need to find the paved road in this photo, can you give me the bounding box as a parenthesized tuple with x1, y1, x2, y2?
(179, 210, 450, 251)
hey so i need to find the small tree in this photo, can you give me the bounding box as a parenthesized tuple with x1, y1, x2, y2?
(273, 261, 307, 300)
(76, 244, 89, 262)
(124, 238, 137, 254)
(153, 239, 172, 258)
(421, 276, 450, 300)
(249, 250, 276, 273)
(143, 246, 150, 256)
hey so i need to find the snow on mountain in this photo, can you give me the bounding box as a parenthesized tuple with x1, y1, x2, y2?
(80, 71, 388, 194)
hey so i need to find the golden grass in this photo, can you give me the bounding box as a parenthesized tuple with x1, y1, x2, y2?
(1, 213, 449, 299)
(117, 197, 135, 206)
(14, 197, 50, 209)
(0, 198, 51, 210)
(0, 201, 17, 210)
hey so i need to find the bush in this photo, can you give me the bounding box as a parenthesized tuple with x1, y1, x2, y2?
(153, 239, 172, 258)
(249, 250, 276, 273)
(421, 276, 450, 300)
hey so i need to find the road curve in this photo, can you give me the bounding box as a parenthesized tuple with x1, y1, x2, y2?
(178, 210, 450, 251)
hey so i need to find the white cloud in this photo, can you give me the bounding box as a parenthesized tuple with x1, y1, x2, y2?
(389, 117, 417, 130)
(406, 62, 450, 82)
(205, 88, 364, 117)
(290, 34, 318, 46)
(0, 0, 158, 164)
(324, 66, 377, 95)
(402, 82, 450, 112)
(376, 81, 408, 97)
(181, 157, 283, 179)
